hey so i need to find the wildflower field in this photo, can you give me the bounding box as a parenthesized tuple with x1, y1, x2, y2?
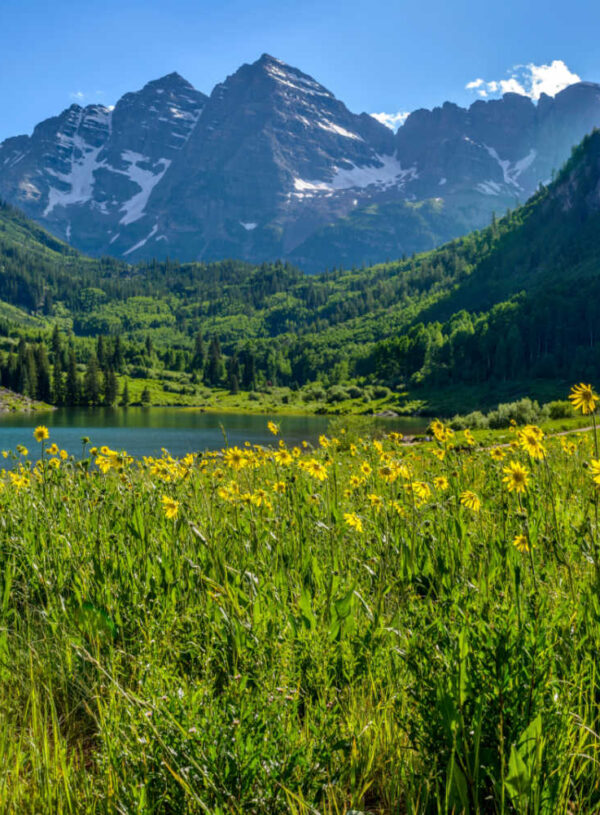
(3, 387, 600, 813)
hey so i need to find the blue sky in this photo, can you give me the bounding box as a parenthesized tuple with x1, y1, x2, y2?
(1, 0, 599, 140)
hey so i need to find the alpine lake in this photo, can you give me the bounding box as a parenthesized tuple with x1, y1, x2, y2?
(0, 407, 429, 459)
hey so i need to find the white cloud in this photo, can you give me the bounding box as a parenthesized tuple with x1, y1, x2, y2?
(70, 91, 85, 100)
(465, 60, 581, 102)
(370, 110, 410, 131)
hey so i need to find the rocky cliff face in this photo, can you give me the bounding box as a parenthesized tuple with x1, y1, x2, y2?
(0, 73, 206, 255)
(1, 55, 599, 271)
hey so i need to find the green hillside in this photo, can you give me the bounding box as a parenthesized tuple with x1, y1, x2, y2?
(0, 130, 599, 413)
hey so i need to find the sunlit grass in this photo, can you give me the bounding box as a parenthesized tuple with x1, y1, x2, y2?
(2, 388, 600, 812)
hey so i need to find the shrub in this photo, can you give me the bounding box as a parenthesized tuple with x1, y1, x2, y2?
(346, 385, 363, 399)
(372, 385, 391, 399)
(450, 410, 489, 430)
(326, 386, 349, 404)
(487, 398, 541, 429)
(543, 400, 575, 420)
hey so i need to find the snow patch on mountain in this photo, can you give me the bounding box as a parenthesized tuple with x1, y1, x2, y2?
(315, 120, 363, 140)
(44, 136, 105, 216)
(265, 60, 333, 98)
(119, 151, 171, 225)
(484, 145, 537, 188)
(332, 155, 418, 190)
(291, 154, 418, 198)
(123, 223, 159, 256)
(477, 180, 504, 196)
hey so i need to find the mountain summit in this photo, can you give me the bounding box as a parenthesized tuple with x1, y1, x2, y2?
(1, 56, 599, 270)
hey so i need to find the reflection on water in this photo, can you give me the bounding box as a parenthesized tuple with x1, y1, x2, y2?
(0, 407, 427, 459)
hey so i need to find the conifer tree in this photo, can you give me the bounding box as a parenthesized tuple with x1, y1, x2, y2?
(35, 344, 52, 402)
(52, 355, 64, 405)
(103, 369, 118, 406)
(83, 355, 101, 405)
(119, 378, 130, 406)
(66, 349, 79, 406)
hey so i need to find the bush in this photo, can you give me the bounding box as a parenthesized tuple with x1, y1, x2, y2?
(302, 386, 326, 403)
(543, 400, 574, 420)
(450, 411, 489, 430)
(346, 385, 363, 399)
(326, 386, 349, 404)
(487, 398, 541, 429)
(372, 385, 391, 399)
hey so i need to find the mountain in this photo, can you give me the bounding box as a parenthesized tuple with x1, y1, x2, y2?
(0, 56, 599, 273)
(0, 73, 207, 257)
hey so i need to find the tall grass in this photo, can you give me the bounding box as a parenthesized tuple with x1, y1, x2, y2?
(1, 421, 600, 813)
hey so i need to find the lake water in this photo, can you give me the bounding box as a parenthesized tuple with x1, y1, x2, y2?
(0, 407, 428, 459)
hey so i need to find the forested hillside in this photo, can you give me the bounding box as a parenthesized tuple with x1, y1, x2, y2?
(0, 129, 599, 411)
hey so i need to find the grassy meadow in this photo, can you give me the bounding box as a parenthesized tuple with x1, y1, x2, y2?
(3, 386, 600, 813)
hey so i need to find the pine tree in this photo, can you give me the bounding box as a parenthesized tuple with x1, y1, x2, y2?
(51, 324, 62, 362)
(52, 355, 64, 405)
(35, 344, 52, 402)
(119, 378, 130, 406)
(227, 354, 241, 394)
(205, 335, 224, 386)
(192, 331, 205, 372)
(112, 335, 124, 371)
(140, 386, 151, 405)
(83, 355, 101, 405)
(96, 335, 107, 368)
(241, 348, 256, 390)
(65, 349, 80, 405)
(103, 369, 118, 406)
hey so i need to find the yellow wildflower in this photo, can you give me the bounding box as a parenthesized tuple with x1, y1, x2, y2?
(569, 383, 598, 415)
(464, 429, 475, 446)
(368, 493, 384, 513)
(590, 459, 600, 487)
(274, 449, 293, 466)
(513, 534, 530, 553)
(224, 447, 248, 470)
(303, 458, 328, 481)
(344, 512, 363, 533)
(518, 425, 546, 460)
(434, 476, 449, 491)
(460, 491, 481, 512)
(430, 419, 454, 443)
(378, 463, 399, 483)
(161, 495, 180, 519)
(490, 447, 506, 461)
(250, 489, 272, 509)
(502, 461, 529, 494)
(360, 461, 372, 477)
(267, 421, 279, 436)
(33, 426, 49, 443)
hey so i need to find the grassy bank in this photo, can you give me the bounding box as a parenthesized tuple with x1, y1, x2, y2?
(0, 386, 52, 413)
(2, 393, 600, 812)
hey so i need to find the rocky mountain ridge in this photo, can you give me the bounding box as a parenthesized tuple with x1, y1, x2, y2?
(1, 55, 599, 271)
